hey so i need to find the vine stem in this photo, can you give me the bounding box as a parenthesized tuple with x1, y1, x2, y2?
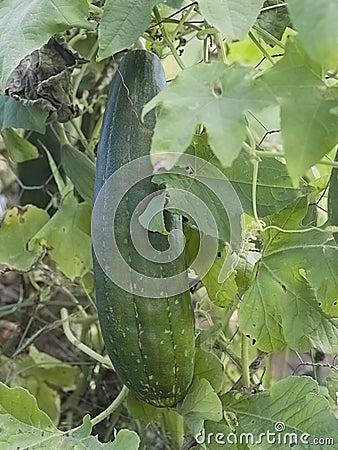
(153, 6, 186, 70)
(246, 126, 264, 231)
(244, 145, 338, 169)
(262, 224, 331, 234)
(90, 385, 129, 426)
(172, 3, 195, 40)
(241, 334, 251, 388)
(252, 24, 285, 50)
(61, 308, 113, 369)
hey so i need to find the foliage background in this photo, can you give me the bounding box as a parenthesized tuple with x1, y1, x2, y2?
(0, 0, 338, 449)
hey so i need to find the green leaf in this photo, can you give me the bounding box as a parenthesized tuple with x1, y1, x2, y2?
(224, 150, 311, 217)
(328, 149, 338, 246)
(239, 201, 338, 353)
(126, 391, 161, 423)
(261, 37, 338, 181)
(61, 144, 95, 204)
(176, 378, 222, 435)
(194, 348, 225, 394)
(202, 247, 238, 309)
(224, 376, 338, 449)
(152, 172, 232, 243)
(0, 0, 91, 90)
(191, 136, 310, 217)
(144, 63, 274, 169)
(0, 382, 138, 449)
(110, 430, 140, 449)
(15, 376, 61, 425)
(288, 0, 338, 69)
(98, 0, 162, 60)
(1, 128, 39, 162)
(326, 369, 338, 403)
(0, 95, 48, 133)
(29, 202, 92, 280)
(18, 345, 78, 390)
(0, 381, 56, 430)
(138, 191, 168, 234)
(0, 205, 49, 271)
(198, 0, 265, 40)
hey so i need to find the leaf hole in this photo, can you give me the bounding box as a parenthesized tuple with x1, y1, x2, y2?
(212, 81, 223, 98)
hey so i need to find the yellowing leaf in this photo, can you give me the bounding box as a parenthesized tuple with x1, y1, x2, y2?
(0, 205, 49, 271)
(29, 202, 92, 280)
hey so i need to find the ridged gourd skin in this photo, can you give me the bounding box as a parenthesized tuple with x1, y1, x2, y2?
(329, 149, 338, 245)
(92, 50, 195, 407)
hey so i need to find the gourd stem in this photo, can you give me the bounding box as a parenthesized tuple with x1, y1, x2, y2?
(90, 385, 129, 426)
(61, 307, 113, 368)
(246, 126, 264, 231)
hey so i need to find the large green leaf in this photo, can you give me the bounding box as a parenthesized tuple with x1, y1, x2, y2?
(0, 0, 91, 90)
(239, 200, 338, 353)
(176, 378, 222, 435)
(288, 0, 338, 69)
(223, 376, 338, 449)
(261, 37, 338, 181)
(98, 0, 161, 60)
(144, 63, 274, 169)
(0, 205, 49, 271)
(198, 0, 265, 41)
(194, 348, 225, 394)
(0, 382, 140, 449)
(191, 136, 310, 217)
(0, 95, 48, 133)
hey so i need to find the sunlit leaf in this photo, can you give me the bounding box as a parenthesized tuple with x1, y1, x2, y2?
(261, 37, 338, 181)
(224, 376, 338, 449)
(239, 200, 338, 353)
(199, 0, 264, 40)
(98, 0, 161, 60)
(288, 0, 338, 69)
(144, 63, 274, 169)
